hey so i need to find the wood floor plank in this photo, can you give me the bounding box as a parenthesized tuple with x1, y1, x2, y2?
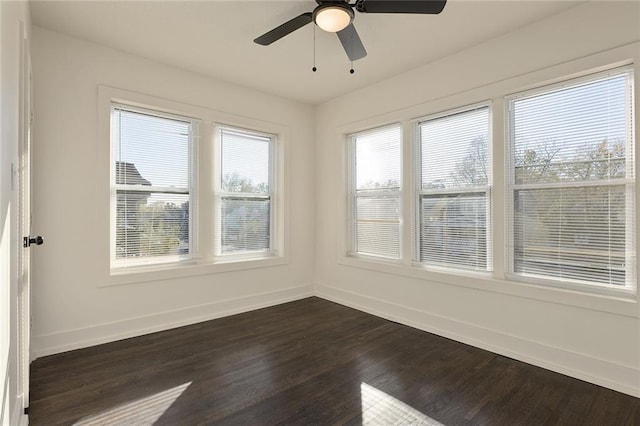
(29, 297, 640, 425)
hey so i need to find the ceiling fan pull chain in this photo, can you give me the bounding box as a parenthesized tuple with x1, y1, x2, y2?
(349, 31, 354, 74)
(312, 24, 317, 72)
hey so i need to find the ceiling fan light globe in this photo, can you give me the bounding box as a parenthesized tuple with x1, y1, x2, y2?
(314, 5, 353, 33)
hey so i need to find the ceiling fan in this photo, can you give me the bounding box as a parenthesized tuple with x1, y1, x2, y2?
(254, 0, 447, 62)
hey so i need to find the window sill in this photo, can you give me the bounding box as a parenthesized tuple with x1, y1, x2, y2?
(338, 255, 638, 318)
(103, 254, 288, 287)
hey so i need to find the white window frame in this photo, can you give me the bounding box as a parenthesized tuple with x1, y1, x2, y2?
(337, 45, 639, 316)
(413, 102, 493, 272)
(214, 125, 278, 261)
(98, 86, 289, 286)
(505, 66, 636, 295)
(110, 103, 198, 270)
(347, 123, 403, 262)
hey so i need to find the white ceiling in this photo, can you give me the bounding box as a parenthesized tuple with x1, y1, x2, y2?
(30, 0, 582, 105)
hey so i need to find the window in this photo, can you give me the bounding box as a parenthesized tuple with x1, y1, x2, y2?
(417, 105, 491, 271)
(339, 59, 637, 309)
(111, 104, 195, 268)
(103, 87, 288, 281)
(349, 124, 402, 259)
(507, 68, 635, 289)
(217, 127, 274, 257)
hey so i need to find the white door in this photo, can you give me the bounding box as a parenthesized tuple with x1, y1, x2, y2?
(17, 21, 34, 415)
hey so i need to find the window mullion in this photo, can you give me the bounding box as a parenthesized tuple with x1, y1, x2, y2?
(491, 98, 506, 279)
(115, 184, 189, 194)
(513, 179, 631, 191)
(418, 187, 488, 196)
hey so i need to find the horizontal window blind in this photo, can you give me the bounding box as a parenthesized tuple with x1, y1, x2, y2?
(356, 195, 401, 258)
(509, 69, 635, 288)
(418, 106, 491, 270)
(219, 127, 272, 255)
(351, 124, 401, 259)
(111, 105, 193, 266)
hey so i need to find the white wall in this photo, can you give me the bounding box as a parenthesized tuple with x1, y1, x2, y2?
(1, 1, 30, 425)
(315, 2, 640, 396)
(29, 0, 640, 401)
(30, 27, 316, 358)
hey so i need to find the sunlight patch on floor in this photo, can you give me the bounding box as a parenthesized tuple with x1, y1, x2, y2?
(361, 382, 445, 425)
(74, 382, 191, 425)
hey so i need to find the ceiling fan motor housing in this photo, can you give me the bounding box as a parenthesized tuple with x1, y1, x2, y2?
(313, 2, 355, 33)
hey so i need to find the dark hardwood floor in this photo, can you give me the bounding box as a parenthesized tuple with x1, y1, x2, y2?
(30, 297, 639, 425)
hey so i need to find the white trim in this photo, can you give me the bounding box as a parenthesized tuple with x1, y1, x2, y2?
(104, 255, 288, 286)
(109, 103, 198, 270)
(346, 133, 355, 253)
(11, 398, 27, 426)
(337, 254, 638, 317)
(334, 43, 640, 311)
(505, 67, 636, 293)
(504, 64, 635, 103)
(626, 66, 637, 294)
(97, 86, 290, 286)
(491, 98, 506, 279)
(347, 123, 403, 259)
(504, 90, 517, 287)
(505, 272, 635, 298)
(111, 102, 197, 124)
(413, 102, 492, 272)
(412, 100, 491, 125)
(16, 19, 32, 419)
(32, 284, 313, 359)
(112, 184, 190, 194)
(27, 281, 639, 401)
(346, 122, 402, 140)
(215, 125, 278, 258)
(315, 284, 640, 398)
(513, 179, 633, 191)
(411, 119, 422, 263)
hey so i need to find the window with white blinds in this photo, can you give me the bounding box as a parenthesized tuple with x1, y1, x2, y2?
(417, 105, 491, 270)
(508, 68, 635, 288)
(111, 104, 194, 267)
(218, 127, 273, 256)
(350, 124, 402, 259)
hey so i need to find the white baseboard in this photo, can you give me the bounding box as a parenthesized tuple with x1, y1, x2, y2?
(30, 281, 639, 398)
(32, 284, 313, 359)
(315, 283, 640, 398)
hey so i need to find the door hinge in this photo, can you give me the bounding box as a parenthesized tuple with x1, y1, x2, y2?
(24, 406, 29, 415)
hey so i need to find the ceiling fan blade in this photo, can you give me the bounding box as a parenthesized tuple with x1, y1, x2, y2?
(337, 24, 367, 61)
(355, 0, 447, 14)
(254, 12, 313, 45)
